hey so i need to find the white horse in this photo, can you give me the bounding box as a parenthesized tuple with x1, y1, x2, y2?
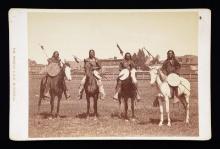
(148, 65, 190, 126)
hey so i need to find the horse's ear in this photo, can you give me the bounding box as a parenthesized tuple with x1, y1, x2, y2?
(65, 62, 71, 68)
(148, 66, 153, 70)
(155, 65, 162, 69)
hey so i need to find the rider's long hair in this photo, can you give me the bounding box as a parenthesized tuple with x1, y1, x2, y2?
(124, 52, 132, 60)
(89, 49, 95, 54)
(52, 51, 59, 57)
(167, 50, 176, 60)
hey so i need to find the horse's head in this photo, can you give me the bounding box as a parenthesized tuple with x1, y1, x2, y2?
(63, 63, 72, 81)
(84, 62, 99, 94)
(85, 62, 94, 78)
(148, 65, 161, 85)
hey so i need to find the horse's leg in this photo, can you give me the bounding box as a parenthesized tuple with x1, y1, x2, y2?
(86, 95, 90, 117)
(38, 79, 44, 114)
(165, 97, 171, 126)
(50, 95, 55, 117)
(118, 97, 121, 116)
(118, 97, 123, 118)
(123, 98, 128, 120)
(93, 95, 98, 120)
(185, 96, 190, 124)
(38, 97, 42, 114)
(131, 98, 135, 121)
(158, 97, 164, 126)
(56, 95, 62, 118)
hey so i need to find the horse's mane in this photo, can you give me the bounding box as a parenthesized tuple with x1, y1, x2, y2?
(84, 62, 99, 95)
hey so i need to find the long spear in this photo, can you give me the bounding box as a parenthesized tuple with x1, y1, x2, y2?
(38, 43, 67, 65)
(143, 47, 154, 59)
(38, 43, 49, 59)
(116, 43, 124, 56)
(72, 55, 82, 63)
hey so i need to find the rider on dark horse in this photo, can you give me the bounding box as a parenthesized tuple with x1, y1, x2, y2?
(43, 51, 71, 100)
(113, 52, 141, 101)
(161, 50, 181, 103)
(77, 49, 105, 100)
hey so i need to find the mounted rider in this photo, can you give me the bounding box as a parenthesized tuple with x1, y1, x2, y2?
(161, 50, 181, 103)
(113, 52, 141, 101)
(43, 51, 71, 100)
(77, 49, 105, 100)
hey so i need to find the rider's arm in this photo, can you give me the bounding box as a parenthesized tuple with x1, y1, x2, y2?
(84, 60, 90, 77)
(59, 58, 64, 67)
(119, 61, 123, 71)
(47, 58, 52, 64)
(94, 58, 101, 70)
(174, 59, 181, 74)
(161, 60, 168, 75)
(130, 61, 136, 70)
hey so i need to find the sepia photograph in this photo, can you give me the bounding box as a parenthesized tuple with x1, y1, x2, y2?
(9, 9, 211, 140)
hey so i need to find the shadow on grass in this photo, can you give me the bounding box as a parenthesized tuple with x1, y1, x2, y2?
(75, 112, 99, 119)
(37, 112, 67, 119)
(110, 112, 133, 120)
(110, 112, 121, 118)
(138, 118, 183, 125)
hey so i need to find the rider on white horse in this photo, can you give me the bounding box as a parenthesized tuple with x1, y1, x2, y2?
(77, 49, 105, 100)
(161, 50, 181, 103)
(113, 52, 141, 101)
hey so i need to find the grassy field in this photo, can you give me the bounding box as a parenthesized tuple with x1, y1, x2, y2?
(29, 79, 198, 138)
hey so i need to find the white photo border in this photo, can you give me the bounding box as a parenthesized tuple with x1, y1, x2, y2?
(9, 9, 211, 140)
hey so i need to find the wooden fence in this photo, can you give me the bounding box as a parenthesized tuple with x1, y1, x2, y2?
(29, 71, 198, 82)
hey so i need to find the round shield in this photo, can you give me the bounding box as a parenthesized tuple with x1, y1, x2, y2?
(46, 63, 61, 77)
(119, 69, 130, 80)
(166, 73, 181, 87)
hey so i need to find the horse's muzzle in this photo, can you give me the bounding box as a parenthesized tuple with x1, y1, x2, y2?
(150, 83, 155, 87)
(66, 77, 72, 81)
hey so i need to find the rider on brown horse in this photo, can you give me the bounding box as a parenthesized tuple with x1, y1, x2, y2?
(113, 52, 141, 101)
(161, 50, 181, 103)
(43, 51, 71, 100)
(77, 49, 105, 100)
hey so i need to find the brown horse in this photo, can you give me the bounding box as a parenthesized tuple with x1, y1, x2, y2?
(118, 73, 137, 121)
(38, 63, 72, 117)
(84, 62, 99, 119)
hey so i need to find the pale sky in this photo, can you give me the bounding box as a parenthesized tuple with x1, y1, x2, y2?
(28, 11, 198, 64)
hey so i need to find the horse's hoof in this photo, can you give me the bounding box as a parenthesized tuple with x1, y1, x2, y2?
(167, 123, 171, 127)
(125, 119, 129, 122)
(158, 123, 163, 127)
(186, 120, 189, 124)
(94, 117, 98, 121)
(85, 115, 89, 120)
(131, 118, 136, 122)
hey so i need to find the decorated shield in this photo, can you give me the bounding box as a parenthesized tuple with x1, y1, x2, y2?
(166, 73, 181, 87)
(46, 63, 61, 77)
(118, 69, 130, 80)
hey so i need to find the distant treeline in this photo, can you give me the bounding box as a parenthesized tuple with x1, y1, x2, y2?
(132, 49, 159, 71)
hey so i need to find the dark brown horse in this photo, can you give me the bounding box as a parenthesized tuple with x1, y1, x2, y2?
(38, 63, 72, 117)
(84, 62, 99, 119)
(118, 73, 137, 121)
